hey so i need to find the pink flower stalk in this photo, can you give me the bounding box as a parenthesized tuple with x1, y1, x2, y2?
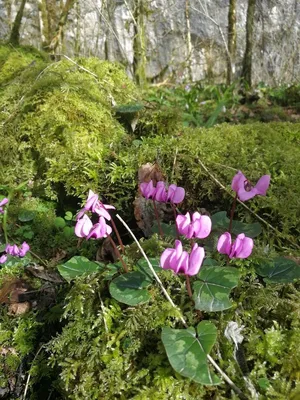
(160, 240, 205, 276)
(87, 216, 112, 239)
(0, 198, 8, 214)
(0, 254, 7, 264)
(77, 190, 115, 221)
(217, 232, 253, 259)
(231, 171, 270, 202)
(176, 212, 212, 239)
(140, 180, 185, 204)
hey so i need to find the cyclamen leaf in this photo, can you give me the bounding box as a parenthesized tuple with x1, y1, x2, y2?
(58, 256, 100, 282)
(109, 271, 151, 306)
(254, 257, 300, 283)
(136, 257, 161, 280)
(193, 265, 240, 312)
(161, 321, 221, 385)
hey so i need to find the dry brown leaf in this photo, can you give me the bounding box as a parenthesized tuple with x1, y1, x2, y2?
(138, 162, 165, 185)
(8, 302, 31, 315)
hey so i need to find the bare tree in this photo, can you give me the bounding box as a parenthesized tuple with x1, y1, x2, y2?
(227, 0, 236, 84)
(49, 0, 76, 53)
(241, 0, 257, 86)
(9, 0, 27, 45)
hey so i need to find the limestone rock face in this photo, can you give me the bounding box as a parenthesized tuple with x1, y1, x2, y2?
(0, 0, 299, 84)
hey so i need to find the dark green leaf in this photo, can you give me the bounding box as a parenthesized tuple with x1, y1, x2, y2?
(58, 256, 100, 282)
(18, 210, 36, 222)
(193, 265, 240, 312)
(64, 211, 73, 221)
(161, 321, 221, 385)
(152, 221, 176, 237)
(101, 262, 121, 280)
(254, 257, 300, 283)
(136, 257, 161, 280)
(54, 217, 66, 229)
(203, 258, 219, 267)
(109, 271, 151, 306)
(211, 211, 262, 238)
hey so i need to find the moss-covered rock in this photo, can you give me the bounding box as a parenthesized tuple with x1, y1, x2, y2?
(0, 45, 140, 201)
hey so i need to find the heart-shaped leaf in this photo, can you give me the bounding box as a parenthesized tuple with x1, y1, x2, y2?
(254, 257, 300, 283)
(211, 211, 262, 238)
(18, 209, 36, 222)
(161, 321, 221, 385)
(109, 271, 151, 306)
(193, 265, 240, 312)
(58, 256, 100, 282)
(136, 257, 161, 280)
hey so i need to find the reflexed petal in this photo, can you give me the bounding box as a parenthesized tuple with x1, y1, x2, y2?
(176, 213, 191, 237)
(231, 171, 245, 192)
(217, 232, 232, 255)
(175, 251, 189, 274)
(140, 180, 156, 199)
(155, 181, 167, 202)
(0, 255, 7, 264)
(94, 203, 112, 220)
(0, 198, 9, 207)
(237, 188, 257, 202)
(76, 208, 86, 221)
(171, 187, 185, 204)
(75, 215, 93, 238)
(187, 244, 205, 276)
(174, 240, 183, 259)
(160, 248, 175, 270)
(255, 175, 270, 196)
(229, 234, 244, 258)
(193, 215, 212, 239)
(236, 236, 253, 258)
(12, 245, 20, 256)
(5, 244, 14, 255)
(19, 242, 30, 257)
(85, 191, 98, 210)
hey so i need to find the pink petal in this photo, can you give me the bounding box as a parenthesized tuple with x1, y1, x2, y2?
(85, 191, 99, 210)
(140, 180, 156, 199)
(235, 236, 253, 258)
(174, 240, 183, 259)
(94, 203, 112, 220)
(171, 187, 185, 204)
(217, 232, 232, 255)
(229, 234, 245, 258)
(176, 213, 191, 237)
(0, 198, 9, 207)
(187, 244, 205, 276)
(255, 175, 270, 196)
(160, 248, 175, 270)
(193, 215, 212, 239)
(237, 187, 258, 202)
(175, 251, 189, 274)
(231, 171, 246, 192)
(75, 215, 93, 238)
(155, 181, 167, 202)
(0, 254, 7, 264)
(19, 242, 30, 257)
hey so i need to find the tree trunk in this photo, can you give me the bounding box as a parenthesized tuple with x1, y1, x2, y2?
(241, 0, 257, 86)
(48, 0, 76, 53)
(227, 0, 236, 84)
(9, 0, 27, 45)
(133, 0, 147, 85)
(185, 0, 193, 80)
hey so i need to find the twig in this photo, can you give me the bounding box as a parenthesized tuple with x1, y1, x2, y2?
(23, 345, 45, 400)
(116, 213, 247, 399)
(197, 158, 300, 249)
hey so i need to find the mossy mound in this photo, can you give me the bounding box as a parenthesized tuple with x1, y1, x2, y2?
(0, 45, 139, 200)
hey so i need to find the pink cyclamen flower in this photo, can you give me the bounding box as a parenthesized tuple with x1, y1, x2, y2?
(231, 171, 270, 202)
(176, 212, 212, 239)
(0, 254, 7, 264)
(75, 214, 93, 238)
(0, 198, 8, 214)
(160, 240, 205, 276)
(167, 184, 185, 204)
(19, 242, 30, 257)
(86, 216, 112, 239)
(6, 244, 20, 256)
(217, 232, 253, 259)
(77, 190, 115, 221)
(140, 180, 156, 200)
(154, 181, 168, 202)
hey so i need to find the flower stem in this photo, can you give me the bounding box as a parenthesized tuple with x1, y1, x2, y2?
(152, 199, 163, 238)
(228, 194, 237, 234)
(2, 191, 13, 244)
(108, 235, 128, 273)
(172, 203, 180, 239)
(110, 218, 125, 253)
(185, 274, 193, 299)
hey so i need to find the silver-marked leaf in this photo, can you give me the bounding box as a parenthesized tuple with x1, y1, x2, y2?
(58, 256, 100, 282)
(193, 266, 240, 312)
(109, 271, 151, 306)
(136, 257, 161, 280)
(255, 257, 300, 283)
(211, 211, 262, 238)
(161, 321, 221, 385)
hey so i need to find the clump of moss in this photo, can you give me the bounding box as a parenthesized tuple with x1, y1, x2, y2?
(0, 45, 140, 202)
